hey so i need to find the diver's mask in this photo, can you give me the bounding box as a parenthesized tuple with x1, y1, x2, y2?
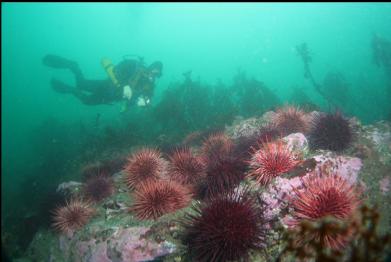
(148, 69, 161, 82)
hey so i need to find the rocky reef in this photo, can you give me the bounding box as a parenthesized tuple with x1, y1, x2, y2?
(18, 111, 391, 262)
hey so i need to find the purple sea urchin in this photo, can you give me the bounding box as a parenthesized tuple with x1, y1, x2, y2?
(181, 188, 268, 262)
(308, 112, 354, 152)
(196, 152, 246, 199)
(83, 174, 114, 202)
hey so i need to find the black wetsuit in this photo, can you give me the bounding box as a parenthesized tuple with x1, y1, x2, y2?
(45, 55, 149, 106)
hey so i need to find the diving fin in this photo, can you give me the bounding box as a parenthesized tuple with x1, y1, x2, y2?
(43, 55, 78, 70)
(50, 78, 75, 94)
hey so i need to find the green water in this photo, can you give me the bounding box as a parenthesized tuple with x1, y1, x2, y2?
(2, 2, 391, 260)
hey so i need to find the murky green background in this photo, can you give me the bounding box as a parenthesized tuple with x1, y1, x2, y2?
(2, 2, 391, 258)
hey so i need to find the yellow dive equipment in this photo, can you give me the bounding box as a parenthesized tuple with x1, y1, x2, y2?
(101, 58, 120, 88)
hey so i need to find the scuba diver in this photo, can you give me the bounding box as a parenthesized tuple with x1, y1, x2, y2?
(42, 54, 163, 112)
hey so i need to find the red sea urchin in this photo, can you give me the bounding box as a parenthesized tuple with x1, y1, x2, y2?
(168, 147, 205, 185)
(181, 188, 268, 262)
(51, 199, 95, 234)
(232, 124, 281, 165)
(247, 141, 301, 185)
(200, 133, 233, 163)
(272, 106, 310, 136)
(83, 174, 114, 202)
(124, 148, 165, 189)
(308, 111, 354, 152)
(288, 173, 361, 250)
(130, 180, 191, 220)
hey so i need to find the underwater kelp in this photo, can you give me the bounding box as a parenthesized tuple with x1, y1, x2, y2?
(153, 82, 190, 140)
(322, 71, 350, 109)
(296, 43, 344, 111)
(209, 83, 237, 128)
(232, 70, 281, 118)
(289, 86, 320, 113)
(154, 71, 280, 145)
(181, 78, 212, 131)
(289, 85, 312, 106)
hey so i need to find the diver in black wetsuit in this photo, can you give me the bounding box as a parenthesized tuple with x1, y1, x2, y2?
(43, 54, 163, 112)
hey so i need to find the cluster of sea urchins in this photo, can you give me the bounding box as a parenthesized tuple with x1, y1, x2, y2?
(124, 147, 194, 220)
(181, 188, 269, 262)
(48, 105, 364, 261)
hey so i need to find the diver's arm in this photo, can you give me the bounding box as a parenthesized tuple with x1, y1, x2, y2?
(123, 85, 133, 100)
(119, 85, 133, 113)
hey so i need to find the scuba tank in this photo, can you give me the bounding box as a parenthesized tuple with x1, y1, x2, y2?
(101, 58, 120, 88)
(122, 54, 144, 65)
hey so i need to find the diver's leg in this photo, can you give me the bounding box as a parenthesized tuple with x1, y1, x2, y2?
(43, 54, 84, 85)
(50, 79, 103, 105)
(50, 78, 76, 94)
(74, 93, 103, 105)
(77, 80, 111, 93)
(74, 80, 117, 105)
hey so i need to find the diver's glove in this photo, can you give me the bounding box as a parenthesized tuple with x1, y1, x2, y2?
(137, 97, 150, 107)
(123, 85, 133, 100)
